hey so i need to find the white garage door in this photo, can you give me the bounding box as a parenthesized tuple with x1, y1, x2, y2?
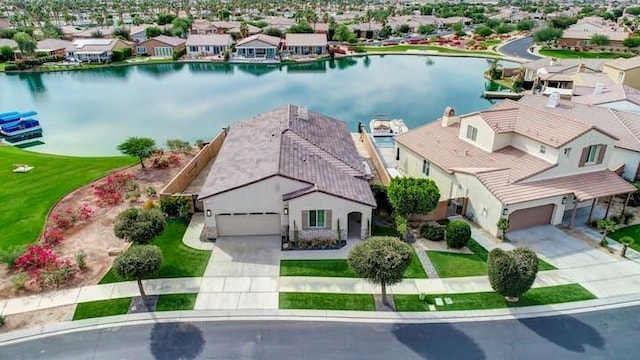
(216, 213, 281, 236)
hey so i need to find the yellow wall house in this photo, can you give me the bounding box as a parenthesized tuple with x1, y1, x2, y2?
(603, 57, 640, 90)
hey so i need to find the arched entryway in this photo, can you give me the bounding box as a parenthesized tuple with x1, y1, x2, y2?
(348, 212, 362, 239)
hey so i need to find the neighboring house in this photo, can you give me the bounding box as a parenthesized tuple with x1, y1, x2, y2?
(603, 56, 640, 90)
(185, 34, 233, 58)
(572, 83, 640, 113)
(0, 38, 17, 49)
(197, 105, 376, 241)
(130, 25, 171, 43)
(263, 17, 297, 32)
(234, 34, 281, 60)
(284, 33, 327, 56)
(522, 57, 607, 91)
(347, 23, 382, 38)
(66, 38, 131, 62)
(558, 22, 630, 49)
(312, 23, 329, 34)
(36, 39, 72, 56)
(519, 93, 640, 180)
(134, 35, 185, 57)
(394, 102, 635, 237)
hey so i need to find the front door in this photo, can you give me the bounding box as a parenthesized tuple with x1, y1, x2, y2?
(347, 212, 362, 239)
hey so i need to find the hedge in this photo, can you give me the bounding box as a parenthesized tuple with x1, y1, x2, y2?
(420, 224, 445, 241)
(445, 220, 471, 249)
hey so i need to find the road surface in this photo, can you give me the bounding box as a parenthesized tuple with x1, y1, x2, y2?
(498, 36, 541, 61)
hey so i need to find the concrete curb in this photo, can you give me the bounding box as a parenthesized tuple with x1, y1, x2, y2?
(2, 293, 639, 345)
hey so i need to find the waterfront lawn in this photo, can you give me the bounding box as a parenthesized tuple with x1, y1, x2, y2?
(0, 147, 135, 249)
(0, 63, 6, 71)
(361, 45, 497, 56)
(280, 248, 427, 279)
(99, 219, 211, 283)
(156, 293, 198, 311)
(73, 298, 132, 320)
(539, 49, 633, 59)
(279, 292, 375, 311)
(393, 284, 595, 311)
(427, 239, 555, 277)
(609, 224, 640, 252)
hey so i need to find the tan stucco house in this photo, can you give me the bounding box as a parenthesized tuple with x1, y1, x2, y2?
(603, 57, 640, 90)
(185, 34, 233, 58)
(198, 105, 376, 241)
(394, 101, 635, 237)
(284, 33, 328, 57)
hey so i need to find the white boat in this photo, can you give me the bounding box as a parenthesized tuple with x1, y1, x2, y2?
(369, 115, 408, 136)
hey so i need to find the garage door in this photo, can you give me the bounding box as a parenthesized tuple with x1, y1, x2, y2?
(216, 213, 281, 236)
(508, 204, 555, 231)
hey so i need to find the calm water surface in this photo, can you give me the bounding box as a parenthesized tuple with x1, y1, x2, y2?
(0, 55, 508, 156)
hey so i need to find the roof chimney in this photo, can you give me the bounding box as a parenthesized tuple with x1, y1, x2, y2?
(441, 106, 457, 127)
(549, 57, 557, 66)
(547, 92, 560, 108)
(297, 106, 309, 121)
(593, 83, 604, 95)
(578, 63, 586, 72)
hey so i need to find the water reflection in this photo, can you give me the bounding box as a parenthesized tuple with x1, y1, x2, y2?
(188, 62, 234, 74)
(336, 57, 358, 70)
(286, 61, 327, 73)
(136, 63, 185, 79)
(16, 73, 46, 99)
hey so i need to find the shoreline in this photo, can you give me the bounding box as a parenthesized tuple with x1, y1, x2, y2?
(0, 50, 525, 75)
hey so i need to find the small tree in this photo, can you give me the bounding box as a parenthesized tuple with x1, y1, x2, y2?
(417, 24, 435, 36)
(474, 25, 493, 37)
(113, 245, 163, 302)
(13, 32, 36, 56)
(619, 236, 634, 258)
(533, 27, 563, 46)
(348, 236, 412, 306)
(488, 248, 538, 302)
(497, 218, 510, 240)
(263, 27, 283, 38)
(117, 137, 156, 168)
(113, 27, 131, 41)
(446, 220, 471, 249)
(590, 34, 610, 47)
(146, 26, 162, 39)
(623, 37, 640, 49)
(597, 219, 616, 246)
(114, 208, 167, 244)
(0, 45, 14, 61)
(388, 177, 440, 239)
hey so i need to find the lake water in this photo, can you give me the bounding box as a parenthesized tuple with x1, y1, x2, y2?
(0, 55, 509, 156)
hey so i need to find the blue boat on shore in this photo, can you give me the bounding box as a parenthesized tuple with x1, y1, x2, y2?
(0, 111, 43, 147)
(0, 118, 42, 136)
(0, 111, 38, 125)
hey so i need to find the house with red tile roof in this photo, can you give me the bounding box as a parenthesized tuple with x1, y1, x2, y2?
(394, 100, 635, 237)
(197, 105, 375, 241)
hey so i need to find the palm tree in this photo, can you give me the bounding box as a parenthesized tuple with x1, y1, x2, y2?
(373, 9, 389, 28)
(597, 219, 617, 246)
(365, 9, 374, 30)
(240, 21, 249, 38)
(620, 236, 635, 258)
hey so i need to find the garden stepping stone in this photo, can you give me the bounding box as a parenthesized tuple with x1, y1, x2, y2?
(428, 305, 436, 311)
(128, 295, 159, 314)
(444, 298, 453, 305)
(434, 298, 444, 306)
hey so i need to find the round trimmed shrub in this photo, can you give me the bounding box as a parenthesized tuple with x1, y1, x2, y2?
(445, 220, 471, 248)
(488, 248, 538, 301)
(420, 224, 445, 241)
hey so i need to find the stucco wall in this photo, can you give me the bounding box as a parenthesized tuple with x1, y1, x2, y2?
(611, 147, 640, 181)
(510, 134, 559, 163)
(622, 67, 640, 90)
(526, 129, 615, 182)
(397, 144, 452, 202)
(459, 115, 496, 152)
(288, 192, 373, 240)
(454, 173, 504, 236)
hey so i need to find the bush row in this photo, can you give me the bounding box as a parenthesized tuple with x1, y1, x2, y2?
(420, 219, 471, 249)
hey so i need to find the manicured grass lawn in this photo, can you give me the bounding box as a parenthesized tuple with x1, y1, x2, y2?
(0, 147, 134, 250)
(394, 284, 595, 311)
(480, 39, 502, 47)
(539, 49, 633, 59)
(361, 45, 498, 56)
(279, 292, 375, 311)
(427, 239, 556, 278)
(609, 224, 640, 252)
(100, 219, 211, 283)
(156, 293, 197, 311)
(73, 298, 131, 320)
(0, 62, 6, 71)
(280, 248, 427, 278)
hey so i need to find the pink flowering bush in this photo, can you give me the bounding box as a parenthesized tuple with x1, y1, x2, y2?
(51, 204, 94, 228)
(42, 228, 64, 247)
(14, 245, 76, 288)
(93, 173, 135, 206)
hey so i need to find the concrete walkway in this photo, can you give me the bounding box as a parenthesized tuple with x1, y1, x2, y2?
(181, 213, 214, 250)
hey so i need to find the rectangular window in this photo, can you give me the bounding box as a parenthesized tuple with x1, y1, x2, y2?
(540, 145, 546, 154)
(189, 46, 198, 52)
(136, 46, 147, 54)
(422, 160, 430, 176)
(564, 148, 571, 157)
(586, 145, 599, 164)
(309, 210, 325, 228)
(466, 125, 478, 141)
(618, 71, 624, 82)
(205, 46, 211, 52)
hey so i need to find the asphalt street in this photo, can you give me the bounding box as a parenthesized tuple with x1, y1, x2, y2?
(498, 36, 540, 61)
(2, 305, 639, 359)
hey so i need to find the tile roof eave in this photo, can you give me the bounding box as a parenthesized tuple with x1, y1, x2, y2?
(286, 188, 377, 208)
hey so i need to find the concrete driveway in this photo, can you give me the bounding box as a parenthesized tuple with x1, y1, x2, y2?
(195, 236, 281, 310)
(508, 225, 616, 268)
(508, 225, 640, 298)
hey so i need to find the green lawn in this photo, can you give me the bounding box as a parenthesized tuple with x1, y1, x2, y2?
(73, 297, 131, 320)
(360, 45, 498, 56)
(279, 292, 375, 311)
(156, 293, 197, 311)
(608, 224, 640, 252)
(394, 284, 595, 311)
(480, 39, 502, 47)
(539, 49, 633, 59)
(0, 62, 6, 71)
(427, 239, 555, 278)
(0, 147, 134, 249)
(100, 219, 211, 283)
(280, 247, 427, 279)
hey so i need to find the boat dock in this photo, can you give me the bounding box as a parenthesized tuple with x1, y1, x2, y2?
(483, 91, 523, 100)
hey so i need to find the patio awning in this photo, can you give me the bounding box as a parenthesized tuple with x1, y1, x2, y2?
(74, 51, 107, 55)
(493, 170, 636, 205)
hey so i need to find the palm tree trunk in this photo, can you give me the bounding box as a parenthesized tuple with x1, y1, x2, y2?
(622, 245, 628, 258)
(139, 157, 146, 168)
(381, 283, 388, 305)
(137, 278, 147, 302)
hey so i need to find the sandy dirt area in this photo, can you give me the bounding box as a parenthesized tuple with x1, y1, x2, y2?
(0, 305, 75, 334)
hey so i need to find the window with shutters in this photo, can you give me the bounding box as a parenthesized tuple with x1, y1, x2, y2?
(586, 145, 599, 165)
(466, 125, 478, 141)
(422, 160, 430, 176)
(309, 210, 325, 228)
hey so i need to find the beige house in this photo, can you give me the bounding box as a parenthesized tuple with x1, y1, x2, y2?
(284, 33, 327, 56)
(603, 57, 640, 90)
(185, 34, 233, 58)
(394, 102, 635, 237)
(198, 105, 376, 241)
(36, 39, 72, 56)
(65, 38, 131, 62)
